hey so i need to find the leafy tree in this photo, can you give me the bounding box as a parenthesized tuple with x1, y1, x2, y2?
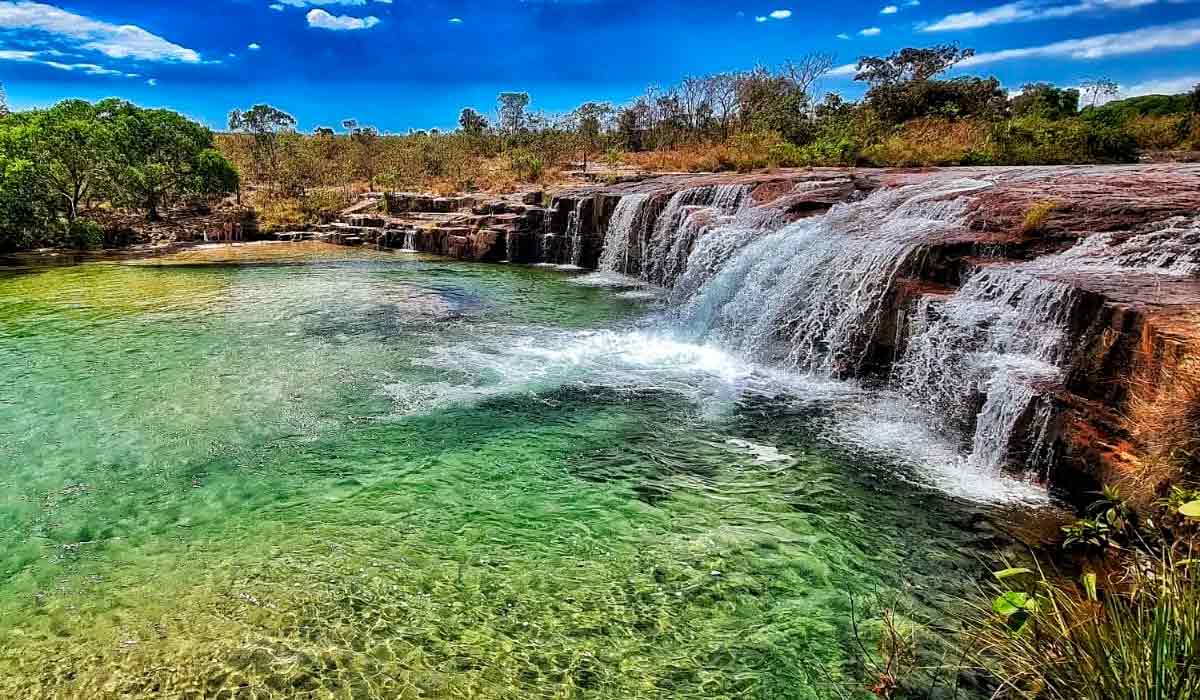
(228, 104, 297, 189)
(615, 104, 646, 151)
(1011, 83, 1080, 120)
(1189, 83, 1200, 114)
(313, 126, 335, 136)
(855, 44, 974, 87)
(104, 99, 237, 219)
(458, 108, 489, 135)
(571, 102, 612, 167)
(349, 125, 382, 189)
(25, 100, 111, 224)
(0, 152, 57, 251)
(497, 92, 531, 137)
(856, 45, 1002, 123)
(737, 67, 813, 144)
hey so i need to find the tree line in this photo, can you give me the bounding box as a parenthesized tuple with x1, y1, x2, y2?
(4, 45, 1200, 249)
(0, 95, 238, 251)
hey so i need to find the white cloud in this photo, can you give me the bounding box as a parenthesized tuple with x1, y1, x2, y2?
(0, 1, 201, 63)
(269, 3, 285, 10)
(881, 5, 899, 13)
(305, 8, 381, 29)
(448, 16, 463, 23)
(859, 26, 882, 36)
(836, 32, 851, 39)
(0, 45, 146, 78)
(923, 0, 1157, 32)
(275, 0, 391, 6)
(755, 15, 767, 22)
(146, 78, 157, 86)
(769, 9, 792, 19)
(1116, 74, 1200, 99)
(829, 63, 857, 76)
(248, 42, 262, 50)
(958, 20, 1200, 66)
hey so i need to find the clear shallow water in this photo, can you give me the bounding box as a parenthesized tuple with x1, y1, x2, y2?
(0, 243, 1043, 699)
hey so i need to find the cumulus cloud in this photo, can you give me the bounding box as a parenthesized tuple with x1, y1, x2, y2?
(0, 0, 201, 62)
(836, 32, 851, 39)
(305, 8, 381, 29)
(881, 5, 899, 13)
(248, 42, 262, 49)
(448, 16, 463, 23)
(769, 9, 793, 19)
(923, 0, 1158, 32)
(859, 26, 882, 36)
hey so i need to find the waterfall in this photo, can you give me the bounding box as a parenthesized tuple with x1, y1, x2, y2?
(599, 194, 652, 274)
(565, 208, 584, 267)
(402, 229, 416, 252)
(675, 179, 992, 374)
(639, 184, 749, 286)
(891, 215, 1200, 474)
(590, 174, 1199, 476)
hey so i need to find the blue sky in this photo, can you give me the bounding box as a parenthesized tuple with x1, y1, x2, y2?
(1, 0, 1199, 132)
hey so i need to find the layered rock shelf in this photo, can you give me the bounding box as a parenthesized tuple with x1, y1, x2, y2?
(292, 165, 1200, 501)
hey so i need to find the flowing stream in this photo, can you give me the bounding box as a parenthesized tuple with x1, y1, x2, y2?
(0, 241, 1048, 699)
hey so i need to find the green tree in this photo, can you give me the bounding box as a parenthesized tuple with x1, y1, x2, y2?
(26, 99, 110, 223)
(228, 104, 297, 189)
(1011, 83, 1080, 120)
(497, 92, 531, 138)
(458, 108, 489, 135)
(349, 125, 382, 189)
(571, 101, 612, 168)
(856, 45, 1003, 123)
(104, 100, 237, 219)
(856, 44, 974, 87)
(737, 67, 812, 144)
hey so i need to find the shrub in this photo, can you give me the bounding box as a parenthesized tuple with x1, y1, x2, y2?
(1021, 200, 1059, 233)
(990, 116, 1138, 165)
(65, 220, 104, 250)
(508, 148, 545, 182)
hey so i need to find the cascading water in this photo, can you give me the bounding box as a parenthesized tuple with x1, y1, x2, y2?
(676, 179, 992, 373)
(565, 207, 584, 267)
(598, 194, 652, 274)
(638, 185, 749, 286)
(593, 177, 1066, 476)
(590, 175, 1200, 478)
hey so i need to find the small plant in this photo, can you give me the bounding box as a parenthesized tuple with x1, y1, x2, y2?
(967, 555, 1200, 700)
(1062, 486, 1134, 551)
(65, 219, 104, 250)
(1021, 199, 1059, 233)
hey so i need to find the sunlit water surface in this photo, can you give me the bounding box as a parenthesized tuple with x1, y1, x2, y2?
(0, 243, 1046, 699)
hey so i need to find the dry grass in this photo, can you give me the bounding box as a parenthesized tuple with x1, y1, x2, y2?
(624, 133, 804, 174)
(1021, 200, 1060, 234)
(1121, 318, 1200, 497)
(862, 118, 991, 167)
